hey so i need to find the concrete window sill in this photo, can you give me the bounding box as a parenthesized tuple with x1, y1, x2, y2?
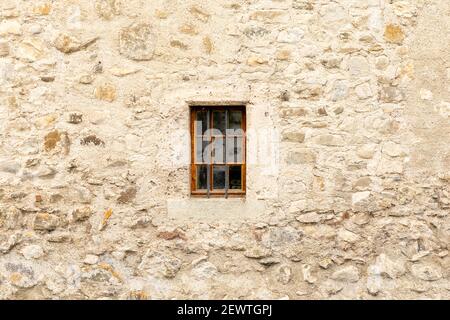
(167, 198, 267, 222)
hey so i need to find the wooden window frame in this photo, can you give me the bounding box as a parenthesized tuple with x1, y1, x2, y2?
(190, 105, 246, 198)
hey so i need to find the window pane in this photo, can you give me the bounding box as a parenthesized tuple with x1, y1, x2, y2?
(195, 111, 208, 135)
(226, 137, 243, 163)
(229, 166, 242, 190)
(196, 165, 208, 189)
(228, 111, 242, 130)
(213, 111, 226, 134)
(212, 137, 225, 163)
(213, 166, 226, 189)
(195, 137, 210, 163)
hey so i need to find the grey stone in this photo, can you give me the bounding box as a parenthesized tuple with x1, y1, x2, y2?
(411, 263, 443, 281)
(331, 265, 360, 282)
(21, 245, 44, 259)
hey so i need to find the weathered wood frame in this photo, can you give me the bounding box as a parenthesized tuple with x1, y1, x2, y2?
(189, 105, 246, 198)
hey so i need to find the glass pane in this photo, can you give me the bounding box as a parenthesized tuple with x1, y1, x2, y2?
(196, 165, 208, 189)
(226, 137, 243, 163)
(213, 166, 226, 189)
(213, 111, 226, 134)
(195, 137, 210, 163)
(212, 137, 225, 163)
(195, 111, 208, 135)
(229, 166, 242, 190)
(228, 111, 242, 131)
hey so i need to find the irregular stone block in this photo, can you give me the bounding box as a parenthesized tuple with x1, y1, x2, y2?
(15, 38, 46, 62)
(384, 24, 405, 44)
(33, 3, 51, 15)
(379, 85, 404, 102)
(331, 265, 360, 282)
(411, 263, 443, 281)
(170, 40, 189, 50)
(44, 130, 61, 151)
(21, 245, 44, 260)
(138, 250, 182, 279)
(382, 141, 406, 157)
(0, 20, 21, 35)
(295, 83, 323, 100)
(296, 212, 321, 223)
(189, 6, 210, 22)
(357, 144, 376, 159)
(277, 265, 292, 284)
(0, 41, 9, 57)
(277, 28, 304, 43)
(281, 130, 305, 143)
(84, 254, 99, 265)
(71, 206, 92, 222)
(202, 36, 213, 54)
(119, 23, 155, 61)
(53, 33, 98, 54)
(66, 112, 83, 124)
(368, 254, 406, 279)
(314, 134, 345, 146)
(286, 149, 316, 164)
(244, 246, 272, 259)
(110, 66, 140, 77)
(95, 0, 120, 19)
(292, 0, 314, 10)
(279, 107, 307, 119)
(94, 83, 117, 102)
(33, 213, 59, 231)
(337, 228, 360, 243)
(355, 82, 373, 99)
(3, 262, 38, 288)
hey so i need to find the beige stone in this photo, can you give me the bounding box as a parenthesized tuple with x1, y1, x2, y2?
(94, 83, 117, 102)
(0, 20, 21, 35)
(119, 23, 155, 60)
(0, 0, 448, 301)
(384, 24, 405, 44)
(331, 266, 360, 282)
(286, 149, 316, 164)
(276, 49, 291, 61)
(296, 212, 321, 223)
(33, 3, 51, 15)
(180, 23, 198, 35)
(33, 213, 60, 231)
(380, 85, 404, 103)
(15, 38, 46, 62)
(281, 131, 305, 143)
(247, 56, 268, 66)
(71, 207, 92, 222)
(419, 88, 433, 101)
(54, 33, 98, 54)
(95, 0, 120, 19)
(0, 41, 9, 57)
(382, 141, 406, 157)
(203, 36, 213, 54)
(21, 245, 44, 259)
(337, 228, 360, 243)
(314, 134, 345, 146)
(110, 67, 140, 77)
(411, 263, 443, 281)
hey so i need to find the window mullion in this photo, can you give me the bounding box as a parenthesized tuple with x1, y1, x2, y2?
(225, 109, 229, 198)
(206, 109, 211, 198)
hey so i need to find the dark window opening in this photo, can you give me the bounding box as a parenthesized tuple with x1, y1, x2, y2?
(190, 105, 246, 197)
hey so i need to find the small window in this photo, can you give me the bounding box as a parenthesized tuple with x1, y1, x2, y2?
(190, 105, 246, 197)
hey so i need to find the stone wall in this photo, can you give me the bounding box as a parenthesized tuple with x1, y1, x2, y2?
(0, 0, 449, 299)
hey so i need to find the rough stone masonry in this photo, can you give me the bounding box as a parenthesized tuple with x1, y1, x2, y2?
(0, 0, 449, 299)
